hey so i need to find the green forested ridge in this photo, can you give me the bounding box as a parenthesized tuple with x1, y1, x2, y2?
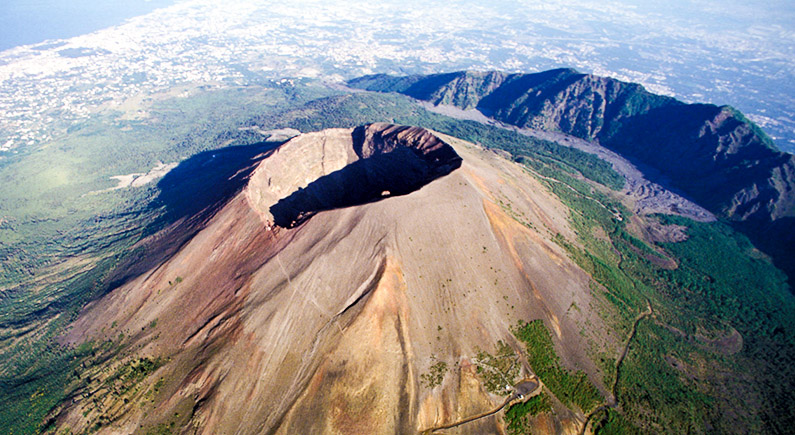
(539, 168, 794, 433)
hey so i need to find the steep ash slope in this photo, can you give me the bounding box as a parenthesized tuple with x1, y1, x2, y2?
(349, 70, 795, 281)
(57, 124, 610, 434)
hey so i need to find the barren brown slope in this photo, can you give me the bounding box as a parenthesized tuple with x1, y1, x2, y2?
(57, 124, 612, 434)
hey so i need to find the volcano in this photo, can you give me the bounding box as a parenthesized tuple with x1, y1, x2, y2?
(57, 123, 615, 434)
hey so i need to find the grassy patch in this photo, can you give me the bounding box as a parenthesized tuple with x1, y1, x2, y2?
(420, 357, 448, 389)
(105, 357, 164, 396)
(474, 341, 521, 395)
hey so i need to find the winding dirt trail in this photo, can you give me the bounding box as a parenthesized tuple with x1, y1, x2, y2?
(420, 379, 541, 434)
(579, 300, 654, 435)
(420, 397, 513, 434)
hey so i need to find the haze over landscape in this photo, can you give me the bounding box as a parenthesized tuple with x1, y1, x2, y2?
(1, 1, 794, 434)
(1, 0, 794, 154)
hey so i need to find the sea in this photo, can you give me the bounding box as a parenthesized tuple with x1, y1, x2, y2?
(0, 0, 176, 52)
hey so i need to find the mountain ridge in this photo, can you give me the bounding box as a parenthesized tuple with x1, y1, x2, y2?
(349, 69, 795, 281)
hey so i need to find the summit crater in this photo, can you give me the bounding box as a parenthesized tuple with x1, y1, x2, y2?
(247, 123, 462, 228)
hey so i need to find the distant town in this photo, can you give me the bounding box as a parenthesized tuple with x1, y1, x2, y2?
(1, 0, 793, 154)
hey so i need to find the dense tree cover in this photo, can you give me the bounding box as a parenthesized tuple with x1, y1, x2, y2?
(545, 171, 795, 433)
(504, 392, 552, 435)
(513, 320, 603, 412)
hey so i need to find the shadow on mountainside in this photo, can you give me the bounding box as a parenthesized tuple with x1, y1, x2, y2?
(735, 217, 795, 287)
(153, 141, 280, 224)
(104, 140, 281, 291)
